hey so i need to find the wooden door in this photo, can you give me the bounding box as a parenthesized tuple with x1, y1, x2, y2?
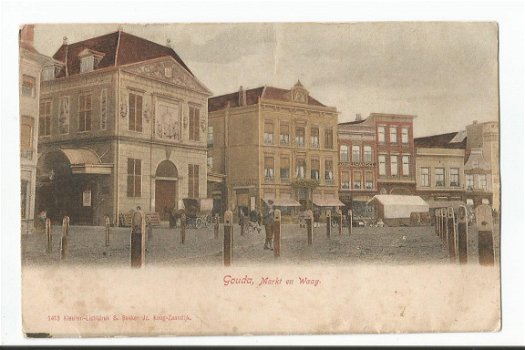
(155, 180, 177, 220)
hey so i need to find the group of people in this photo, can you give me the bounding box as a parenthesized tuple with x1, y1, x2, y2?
(237, 201, 277, 251)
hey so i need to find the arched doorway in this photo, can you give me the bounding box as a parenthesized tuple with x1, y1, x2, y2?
(155, 160, 178, 220)
(36, 151, 74, 223)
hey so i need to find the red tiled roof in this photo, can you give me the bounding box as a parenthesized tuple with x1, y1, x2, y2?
(414, 132, 467, 149)
(208, 86, 326, 112)
(52, 31, 193, 78)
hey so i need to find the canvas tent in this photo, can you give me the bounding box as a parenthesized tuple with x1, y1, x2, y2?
(367, 195, 429, 226)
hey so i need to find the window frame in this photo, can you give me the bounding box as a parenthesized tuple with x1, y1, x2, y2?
(126, 158, 142, 197)
(390, 155, 398, 176)
(435, 167, 445, 187)
(420, 167, 430, 187)
(39, 100, 52, 136)
(128, 93, 143, 133)
(78, 93, 92, 132)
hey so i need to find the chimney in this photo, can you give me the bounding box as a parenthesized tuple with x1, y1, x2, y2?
(355, 113, 362, 121)
(473, 120, 478, 125)
(166, 38, 172, 48)
(63, 36, 69, 45)
(20, 25, 34, 47)
(238, 86, 247, 106)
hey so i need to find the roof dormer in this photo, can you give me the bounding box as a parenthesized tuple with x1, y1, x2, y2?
(291, 80, 309, 104)
(78, 48, 105, 73)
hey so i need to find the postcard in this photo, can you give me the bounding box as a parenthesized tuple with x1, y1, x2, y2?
(19, 22, 500, 337)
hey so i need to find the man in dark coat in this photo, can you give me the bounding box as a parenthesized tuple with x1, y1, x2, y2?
(263, 201, 275, 250)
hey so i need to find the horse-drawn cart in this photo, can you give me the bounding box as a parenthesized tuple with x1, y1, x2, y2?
(182, 198, 213, 229)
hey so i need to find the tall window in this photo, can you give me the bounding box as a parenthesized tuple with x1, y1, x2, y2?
(352, 145, 361, 162)
(402, 156, 410, 176)
(296, 157, 306, 179)
(479, 174, 487, 191)
(389, 126, 397, 144)
(264, 121, 274, 145)
(365, 171, 373, 189)
(324, 159, 334, 184)
(78, 94, 92, 132)
(128, 93, 143, 132)
(353, 171, 362, 189)
(450, 168, 459, 187)
(324, 128, 334, 148)
(189, 106, 200, 141)
(80, 55, 94, 73)
(42, 66, 55, 81)
(264, 156, 274, 181)
(207, 126, 214, 147)
(21, 180, 28, 219)
(207, 156, 213, 171)
(435, 168, 445, 187)
(311, 158, 320, 181)
(378, 155, 386, 176)
(421, 167, 430, 187)
(378, 126, 386, 143)
(466, 174, 474, 190)
(364, 145, 372, 162)
(39, 100, 52, 136)
(390, 155, 398, 176)
(20, 117, 33, 155)
(401, 127, 409, 144)
(341, 171, 350, 189)
(22, 75, 35, 97)
(310, 127, 319, 148)
(340, 145, 349, 162)
(188, 164, 200, 198)
(127, 158, 141, 197)
(295, 126, 305, 147)
(280, 156, 290, 182)
(280, 123, 289, 145)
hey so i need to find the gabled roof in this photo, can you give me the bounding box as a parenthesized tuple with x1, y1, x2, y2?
(208, 86, 326, 112)
(52, 31, 193, 78)
(414, 131, 467, 149)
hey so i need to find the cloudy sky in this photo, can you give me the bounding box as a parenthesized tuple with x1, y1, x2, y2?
(33, 22, 499, 137)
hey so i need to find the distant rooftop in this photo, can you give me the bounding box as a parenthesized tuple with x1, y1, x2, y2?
(414, 131, 467, 149)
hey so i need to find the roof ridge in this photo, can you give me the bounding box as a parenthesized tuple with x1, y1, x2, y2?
(114, 30, 122, 66)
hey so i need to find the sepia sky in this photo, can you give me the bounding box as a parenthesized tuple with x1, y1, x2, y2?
(33, 22, 499, 137)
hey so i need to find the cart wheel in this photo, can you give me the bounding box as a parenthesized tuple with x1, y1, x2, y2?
(203, 215, 210, 228)
(195, 218, 204, 229)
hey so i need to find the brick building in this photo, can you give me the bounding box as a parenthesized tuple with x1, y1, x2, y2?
(414, 131, 466, 206)
(36, 30, 211, 225)
(208, 82, 340, 218)
(19, 25, 56, 233)
(337, 115, 377, 216)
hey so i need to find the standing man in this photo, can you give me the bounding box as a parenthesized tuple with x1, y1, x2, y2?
(263, 200, 275, 250)
(130, 206, 144, 268)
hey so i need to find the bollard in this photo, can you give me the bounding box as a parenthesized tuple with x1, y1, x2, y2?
(326, 210, 332, 239)
(447, 207, 457, 262)
(434, 209, 440, 236)
(306, 209, 313, 246)
(441, 208, 446, 244)
(475, 205, 495, 266)
(45, 218, 52, 254)
(457, 206, 469, 264)
(180, 213, 186, 244)
(337, 209, 343, 236)
(273, 209, 282, 258)
(104, 215, 111, 247)
(214, 214, 219, 239)
(348, 210, 353, 235)
(223, 210, 233, 266)
(60, 216, 69, 260)
(130, 210, 146, 268)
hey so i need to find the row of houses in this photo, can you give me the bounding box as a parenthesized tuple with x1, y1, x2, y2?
(19, 27, 499, 231)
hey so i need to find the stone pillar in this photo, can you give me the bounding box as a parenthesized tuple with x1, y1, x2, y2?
(447, 207, 457, 262)
(60, 216, 69, 260)
(45, 218, 52, 254)
(104, 215, 111, 247)
(223, 210, 233, 266)
(180, 213, 187, 245)
(475, 204, 495, 266)
(337, 209, 343, 236)
(214, 214, 220, 239)
(457, 206, 469, 264)
(306, 209, 313, 246)
(326, 210, 332, 239)
(348, 209, 353, 236)
(273, 209, 281, 258)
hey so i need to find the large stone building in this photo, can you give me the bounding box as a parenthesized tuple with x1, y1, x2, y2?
(414, 131, 467, 206)
(19, 25, 55, 233)
(464, 120, 499, 210)
(208, 82, 340, 217)
(337, 114, 378, 216)
(36, 30, 211, 225)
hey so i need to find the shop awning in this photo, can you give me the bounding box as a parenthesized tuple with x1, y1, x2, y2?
(60, 148, 113, 175)
(426, 200, 466, 209)
(272, 198, 301, 207)
(313, 198, 345, 207)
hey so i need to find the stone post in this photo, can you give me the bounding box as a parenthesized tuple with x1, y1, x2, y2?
(214, 214, 220, 239)
(447, 207, 457, 262)
(180, 213, 186, 245)
(104, 215, 111, 247)
(45, 218, 52, 254)
(223, 210, 233, 266)
(348, 209, 353, 235)
(326, 210, 332, 239)
(130, 210, 146, 268)
(60, 216, 69, 260)
(475, 204, 495, 266)
(306, 209, 313, 246)
(337, 209, 343, 236)
(457, 205, 469, 264)
(273, 209, 282, 258)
